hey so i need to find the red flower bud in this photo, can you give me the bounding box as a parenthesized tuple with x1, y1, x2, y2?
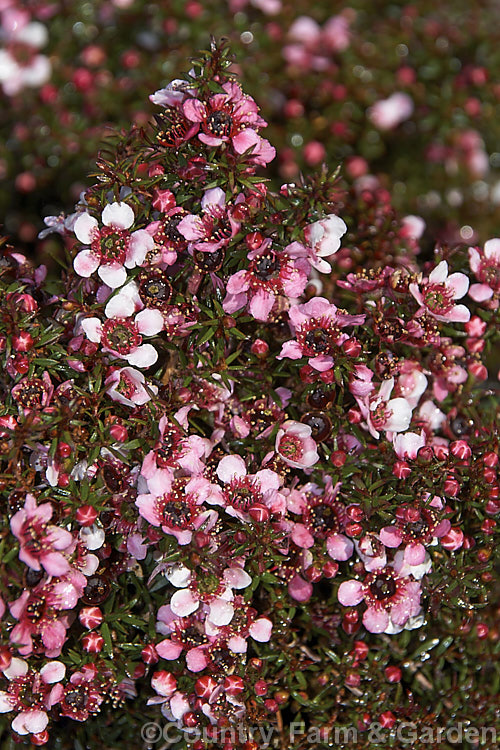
(251, 339, 269, 357)
(224, 675, 245, 695)
(323, 561, 339, 578)
(476, 623, 489, 639)
(79, 607, 103, 630)
(31, 731, 49, 746)
(484, 451, 498, 468)
(450, 440, 471, 460)
(109, 423, 128, 442)
(195, 675, 217, 698)
(443, 477, 460, 496)
(342, 338, 362, 357)
(440, 527, 464, 550)
(379, 711, 396, 729)
(245, 232, 263, 250)
(141, 644, 159, 664)
(249, 503, 270, 523)
(347, 408, 362, 424)
(12, 332, 34, 352)
(345, 522, 363, 537)
(481, 519, 496, 534)
(254, 679, 268, 696)
(76, 505, 98, 526)
(82, 632, 104, 653)
(353, 640, 369, 660)
(305, 566, 322, 582)
(330, 450, 347, 467)
(393, 460, 411, 479)
(385, 666, 402, 683)
(0, 647, 12, 671)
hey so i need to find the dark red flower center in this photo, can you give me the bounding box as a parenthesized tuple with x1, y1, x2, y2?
(423, 283, 454, 315)
(92, 226, 129, 265)
(206, 110, 234, 138)
(369, 574, 397, 601)
(101, 318, 141, 355)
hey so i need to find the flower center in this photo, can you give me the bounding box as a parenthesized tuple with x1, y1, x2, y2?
(206, 110, 233, 138)
(306, 502, 339, 536)
(478, 260, 500, 292)
(156, 109, 193, 148)
(193, 246, 225, 272)
(203, 206, 233, 242)
(278, 435, 303, 461)
(93, 226, 129, 265)
(138, 270, 172, 308)
(423, 283, 454, 314)
(225, 478, 262, 513)
(65, 689, 88, 710)
(369, 400, 392, 429)
(252, 252, 281, 281)
(101, 318, 141, 355)
(13, 379, 47, 409)
(369, 574, 397, 601)
(159, 497, 192, 528)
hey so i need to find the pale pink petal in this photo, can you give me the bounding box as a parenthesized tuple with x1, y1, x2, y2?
(0, 694, 12, 712)
(156, 639, 183, 660)
(186, 647, 208, 672)
(41, 552, 70, 577)
(183, 98, 206, 122)
(385, 398, 412, 433)
(224, 568, 252, 589)
(74, 248, 100, 277)
(170, 692, 190, 720)
(249, 617, 273, 642)
(98, 263, 127, 289)
(81, 317, 102, 343)
(216, 455, 246, 483)
(445, 304, 470, 323)
(429, 260, 448, 283)
(278, 340, 303, 360)
(74, 213, 98, 244)
(232, 128, 259, 155)
(291, 523, 315, 548)
(363, 607, 389, 633)
(201, 188, 225, 210)
(13, 710, 48, 736)
(484, 238, 500, 261)
(102, 202, 134, 230)
(447, 272, 469, 299)
(135, 308, 164, 336)
(126, 229, 154, 268)
(288, 574, 313, 602)
(177, 215, 203, 241)
(404, 542, 426, 565)
(310, 354, 334, 372)
(227, 635, 247, 653)
(338, 579, 364, 606)
(208, 599, 234, 626)
(249, 289, 275, 321)
(469, 283, 493, 302)
(3, 658, 28, 680)
(326, 533, 354, 561)
(170, 589, 199, 617)
(40, 661, 66, 684)
(379, 527, 403, 548)
(127, 344, 158, 368)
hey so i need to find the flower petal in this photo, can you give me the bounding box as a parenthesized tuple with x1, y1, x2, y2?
(102, 202, 135, 230)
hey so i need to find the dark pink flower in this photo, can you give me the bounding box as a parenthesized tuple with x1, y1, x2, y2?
(177, 188, 240, 253)
(468, 238, 500, 302)
(223, 240, 309, 321)
(379, 497, 451, 566)
(73, 202, 153, 288)
(409, 260, 470, 323)
(10, 494, 73, 577)
(0, 658, 65, 736)
(275, 420, 319, 469)
(338, 562, 422, 634)
(278, 297, 364, 372)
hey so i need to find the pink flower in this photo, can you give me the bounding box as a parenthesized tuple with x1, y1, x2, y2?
(290, 481, 353, 561)
(215, 454, 283, 521)
(278, 297, 365, 372)
(141, 417, 211, 491)
(409, 260, 470, 323)
(105, 366, 158, 406)
(9, 581, 78, 657)
(369, 93, 414, 130)
(392, 431, 426, 459)
(356, 378, 413, 440)
(136, 478, 217, 545)
(177, 188, 240, 253)
(81, 308, 163, 368)
(338, 563, 422, 634)
(183, 81, 275, 165)
(223, 240, 309, 321)
(0, 18, 51, 96)
(379, 497, 451, 566)
(10, 494, 73, 576)
(303, 215, 347, 273)
(468, 238, 500, 302)
(275, 420, 319, 469)
(0, 658, 65, 736)
(73, 202, 153, 288)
